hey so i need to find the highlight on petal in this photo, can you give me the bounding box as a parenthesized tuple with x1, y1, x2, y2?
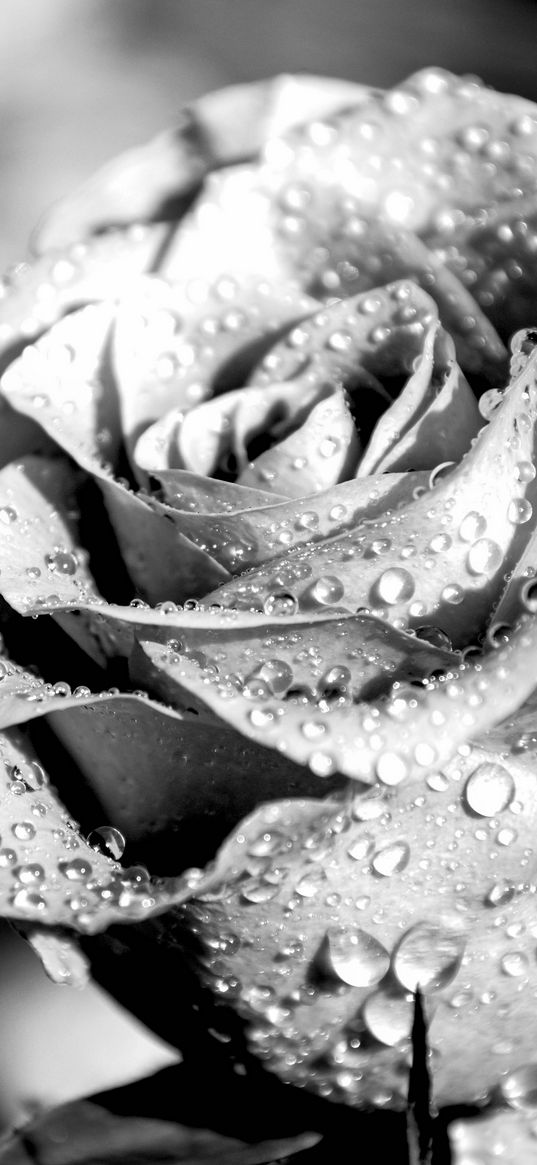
(135, 612, 537, 787)
(207, 336, 537, 647)
(169, 742, 537, 1110)
(449, 1110, 537, 1165)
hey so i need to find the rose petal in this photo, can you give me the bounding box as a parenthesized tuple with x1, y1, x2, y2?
(430, 195, 537, 342)
(0, 1093, 321, 1165)
(264, 67, 537, 257)
(168, 743, 537, 1109)
(115, 275, 317, 477)
(34, 75, 368, 251)
(449, 1110, 537, 1165)
(357, 322, 481, 475)
(145, 470, 429, 576)
(0, 311, 229, 604)
(135, 613, 537, 787)
(207, 333, 537, 646)
(0, 225, 166, 357)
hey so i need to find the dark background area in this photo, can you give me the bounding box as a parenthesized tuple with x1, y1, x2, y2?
(1, 0, 537, 1132)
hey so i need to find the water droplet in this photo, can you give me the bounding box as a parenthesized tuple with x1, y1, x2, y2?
(362, 990, 414, 1046)
(501, 1063, 537, 1110)
(374, 568, 415, 605)
(371, 841, 410, 877)
(319, 437, 340, 458)
(324, 926, 390, 987)
(347, 835, 373, 862)
(12, 889, 46, 912)
(496, 827, 518, 846)
(500, 951, 529, 977)
(0, 506, 17, 525)
(45, 549, 78, 576)
(459, 511, 487, 542)
(240, 880, 280, 904)
(442, 583, 464, 605)
(508, 497, 533, 525)
(375, 752, 408, 786)
(310, 576, 345, 605)
(263, 591, 298, 617)
(309, 751, 337, 777)
(11, 821, 35, 841)
(466, 538, 503, 576)
(392, 922, 465, 993)
(295, 868, 326, 898)
(252, 659, 294, 695)
(58, 858, 93, 881)
(0, 848, 16, 867)
(464, 762, 515, 817)
(14, 863, 45, 884)
(87, 826, 125, 860)
(484, 881, 516, 908)
(515, 461, 536, 484)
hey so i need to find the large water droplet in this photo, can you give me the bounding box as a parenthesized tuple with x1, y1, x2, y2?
(362, 990, 414, 1046)
(371, 841, 410, 877)
(392, 922, 465, 993)
(500, 951, 529, 977)
(310, 576, 345, 605)
(508, 498, 533, 525)
(324, 926, 390, 987)
(252, 658, 294, 695)
(58, 858, 93, 881)
(374, 568, 415, 605)
(501, 1063, 537, 1110)
(466, 538, 503, 576)
(45, 549, 78, 576)
(12, 889, 46, 912)
(464, 762, 515, 817)
(459, 511, 487, 542)
(87, 825, 126, 860)
(263, 591, 299, 617)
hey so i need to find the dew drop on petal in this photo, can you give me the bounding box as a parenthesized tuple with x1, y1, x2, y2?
(458, 511, 487, 542)
(58, 858, 93, 881)
(45, 550, 78, 576)
(508, 498, 533, 525)
(442, 583, 464, 605)
(362, 990, 414, 1046)
(501, 1064, 537, 1110)
(310, 576, 345, 605)
(375, 752, 408, 786)
(500, 951, 529, 978)
(374, 568, 415, 605)
(464, 762, 515, 817)
(466, 538, 503, 576)
(325, 926, 390, 987)
(263, 591, 299, 616)
(12, 889, 46, 912)
(392, 923, 466, 993)
(371, 841, 410, 877)
(87, 826, 126, 860)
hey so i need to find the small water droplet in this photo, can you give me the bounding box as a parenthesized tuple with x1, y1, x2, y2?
(11, 821, 35, 841)
(12, 889, 46, 912)
(442, 583, 464, 605)
(375, 752, 408, 786)
(0, 506, 17, 525)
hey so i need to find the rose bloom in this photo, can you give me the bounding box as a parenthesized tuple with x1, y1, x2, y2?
(3, 67, 537, 1158)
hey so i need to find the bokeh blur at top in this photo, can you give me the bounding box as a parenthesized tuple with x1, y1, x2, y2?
(2, 0, 537, 1132)
(2, 0, 537, 269)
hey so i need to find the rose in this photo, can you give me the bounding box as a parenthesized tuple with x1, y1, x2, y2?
(2, 67, 537, 1157)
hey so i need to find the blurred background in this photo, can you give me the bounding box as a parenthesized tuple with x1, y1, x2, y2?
(2, 0, 537, 1132)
